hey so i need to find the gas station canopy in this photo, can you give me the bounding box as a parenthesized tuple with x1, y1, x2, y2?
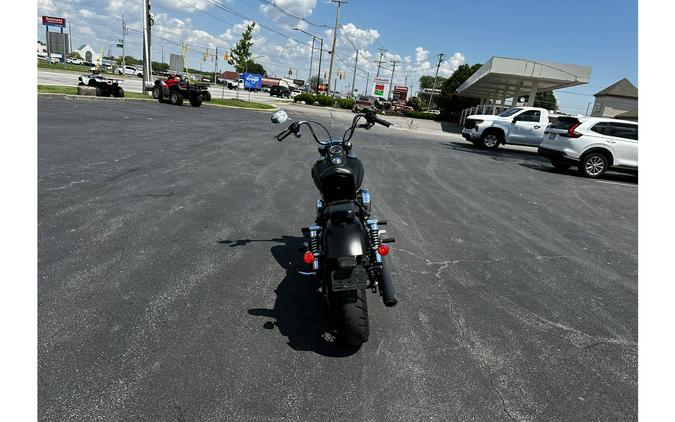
(457, 56, 592, 104)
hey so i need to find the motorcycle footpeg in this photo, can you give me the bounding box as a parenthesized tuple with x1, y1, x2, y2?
(381, 237, 396, 243)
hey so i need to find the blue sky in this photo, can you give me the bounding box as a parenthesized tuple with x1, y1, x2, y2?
(37, 0, 637, 114)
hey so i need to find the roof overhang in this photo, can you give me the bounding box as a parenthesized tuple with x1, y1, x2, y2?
(457, 56, 592, 99)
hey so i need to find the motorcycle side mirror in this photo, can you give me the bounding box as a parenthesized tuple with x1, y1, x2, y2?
(271, 109, 288, 124)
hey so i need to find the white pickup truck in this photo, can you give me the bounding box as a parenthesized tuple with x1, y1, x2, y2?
(461, 107, 551, 149)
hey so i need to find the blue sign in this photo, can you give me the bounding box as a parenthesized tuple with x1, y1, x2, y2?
(243, 73, 262, 90)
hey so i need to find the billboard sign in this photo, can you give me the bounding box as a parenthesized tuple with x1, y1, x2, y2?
(47, 32, 69, 54)
(42, 16, 66, 27)
(392, 86, 409, 102)
(371, 77, 389, 98)
(169, 53, 185, 72)
(243, 73, 263, 90)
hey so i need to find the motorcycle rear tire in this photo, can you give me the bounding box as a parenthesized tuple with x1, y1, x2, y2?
(333, 288, 369, 346)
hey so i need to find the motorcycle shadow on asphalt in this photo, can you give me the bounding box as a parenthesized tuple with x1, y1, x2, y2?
(219, 236, 361, 357)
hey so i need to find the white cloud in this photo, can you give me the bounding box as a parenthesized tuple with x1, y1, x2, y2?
(415, 47, 428, 64)
(154, 0, 214, 13)
(259, 0, 317, 29)
(79, 9, 94, 18)
(334, 22, 379, 51)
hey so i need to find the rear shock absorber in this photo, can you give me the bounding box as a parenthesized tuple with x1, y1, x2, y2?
(308, 224, 321, 270)
(366, 219, 382, 264)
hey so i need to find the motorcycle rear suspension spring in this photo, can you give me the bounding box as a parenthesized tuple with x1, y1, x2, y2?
(367, 220, 382, 250)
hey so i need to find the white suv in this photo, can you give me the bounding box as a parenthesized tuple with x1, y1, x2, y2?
(117, 65, 143, 77)
(538, 116, 638, 178)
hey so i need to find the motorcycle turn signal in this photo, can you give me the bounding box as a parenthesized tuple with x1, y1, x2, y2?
(303, 251, 315, 264)
(377, 244, 390, 256)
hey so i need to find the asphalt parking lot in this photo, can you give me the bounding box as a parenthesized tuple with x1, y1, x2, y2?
(38, 98, 637, 421)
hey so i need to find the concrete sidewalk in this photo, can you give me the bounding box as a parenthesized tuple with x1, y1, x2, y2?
(280, 102, 464, 139)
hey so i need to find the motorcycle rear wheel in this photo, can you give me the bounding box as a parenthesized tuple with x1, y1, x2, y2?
(332, 288, 369, 346)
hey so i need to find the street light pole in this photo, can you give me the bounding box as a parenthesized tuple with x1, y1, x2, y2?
(293, 27, 316, 90)
(327, 0, 347, 97)
(316, 37, 324, 95)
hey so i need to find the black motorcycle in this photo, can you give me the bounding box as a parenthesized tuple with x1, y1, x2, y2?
(271, 109, 397, 346)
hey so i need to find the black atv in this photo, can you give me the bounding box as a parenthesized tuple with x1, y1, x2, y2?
(78, 73, 124, 97)
(152, 76, 211, 107)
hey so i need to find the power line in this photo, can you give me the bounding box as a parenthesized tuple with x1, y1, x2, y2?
(253, 0, 331, 29)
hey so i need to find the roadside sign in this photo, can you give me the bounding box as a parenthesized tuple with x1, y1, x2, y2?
(372, 77, 389, 98)
(393, 85, 409, 102)
(243, 73, 262, 90)
(42, 16, 66, 27)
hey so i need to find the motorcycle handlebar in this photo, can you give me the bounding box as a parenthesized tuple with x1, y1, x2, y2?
(275, 126, 294, 142)
(373, 116, 392, 127)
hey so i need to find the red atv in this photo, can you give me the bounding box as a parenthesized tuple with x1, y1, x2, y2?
(152, 74, 212, 107)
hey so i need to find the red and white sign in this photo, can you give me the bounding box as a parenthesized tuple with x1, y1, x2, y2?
(371, 77, 389, 98)
(42, 16, 66, 27)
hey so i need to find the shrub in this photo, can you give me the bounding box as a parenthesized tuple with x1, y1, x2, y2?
(314, 95, 335, 107)
(403, 110, 441, 120)
(335, 98, 354, 109)
(293, 93, 315, 104)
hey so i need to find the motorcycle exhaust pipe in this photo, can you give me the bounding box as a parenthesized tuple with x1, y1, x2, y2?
(379, 261, 397, 307)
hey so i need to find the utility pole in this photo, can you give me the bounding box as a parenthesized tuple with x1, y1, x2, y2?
(350, 49, 358, 97)
(428, 53, 444, 110)
(121, 16, 127, 66)
(375, 47, 387, 77)
(316, 37, 323, 95)
(161, 45, 164, 64)
(388, 59, 399, 99)
(327, 0, 347, 97)
(214, 47, 218, 84)
(142, 0, 152, 95)
(68, 23, 73, 54)
(307, 35, 315, 84)
(364, 71, 369, 95)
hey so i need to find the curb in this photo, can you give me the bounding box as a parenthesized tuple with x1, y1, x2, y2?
(38, 93, 278, 112)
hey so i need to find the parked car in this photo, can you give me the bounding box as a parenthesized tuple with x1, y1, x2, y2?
(353, 95, 376, 113)
(462, 106, 551, 149)
(538, 116, 638, 178)
(117, 65, 143, 77)
(428, 109, 441, 115)
(270, 85, 291, 98)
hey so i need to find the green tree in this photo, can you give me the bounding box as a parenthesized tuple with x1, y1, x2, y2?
(245, 60, 266, 76)
(436, 63, 483, 121)
(309, 75, 325, 91)
(524, 91, 558, 111)
(117, 55, 140, 65)
(228, 22, 256, 73)
(103, 55, 115, 60)
(406, 96, 422, 111)
(67, 51, 83, 60)
(151, 61, 170, 72)
(419, 75, 447, 89)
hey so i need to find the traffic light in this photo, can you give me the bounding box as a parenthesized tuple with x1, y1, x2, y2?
(203, 49, 208, 61)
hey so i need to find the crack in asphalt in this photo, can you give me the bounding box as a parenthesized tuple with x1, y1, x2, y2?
(395, 246, 519, 420)
(396, 247, 505, 278)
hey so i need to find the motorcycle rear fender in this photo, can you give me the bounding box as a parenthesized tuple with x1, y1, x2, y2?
(323, 218, 365, 259)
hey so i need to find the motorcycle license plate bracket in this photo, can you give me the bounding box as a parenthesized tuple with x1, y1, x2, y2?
(330, 260, 369, 291)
